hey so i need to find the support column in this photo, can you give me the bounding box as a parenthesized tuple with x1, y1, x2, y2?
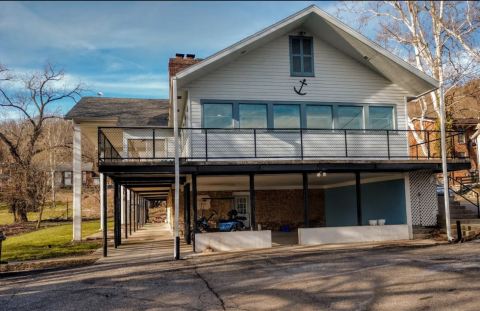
(249, 173, 256, 230)
(129, 190, 133, 235)
(123, 186, 128, 239)
(121, 185, 125, 225)
(113, 182, 121, 247)
(72, 123, 82, 241)
(355, 172, 362, 226)
(184, 183, 191, 244)
(133, 192, 136, 232)
(192, 174, 197, 252)
(100, 173, 104, 231)
(102, 173, 108, 257)
(303, 172, 309, 228)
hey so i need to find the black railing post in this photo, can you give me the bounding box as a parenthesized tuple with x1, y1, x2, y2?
(254, 129, 257, 158)
(344, 130, 348, 157)
(152, 128, 156, 159)
(300, 128, 304, 159)
(205, 128, 208, 161)
(386, 130, 391, 159)
(426, 131, 430, 159)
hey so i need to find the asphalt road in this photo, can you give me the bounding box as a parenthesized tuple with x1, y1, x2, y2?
(2, 224, 480, 311)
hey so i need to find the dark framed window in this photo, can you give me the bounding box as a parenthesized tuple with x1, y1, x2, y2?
(203, 103, 233, 128)
(336, 106, 363, 129)
(368, 106, 394, 130)
(290, 36, 314, 76)
(458, 133, 466, 144)
(239, 104, 267, 128)
(273, 104, 301, 128)
(306, 105, 332, 129)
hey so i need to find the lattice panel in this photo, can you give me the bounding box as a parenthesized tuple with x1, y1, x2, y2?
(409, 170, 438, 226)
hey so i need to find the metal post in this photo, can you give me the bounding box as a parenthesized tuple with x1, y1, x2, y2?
(439, 85, 453, 241)
(254, 129, 257, 158)
(152, 128, 156, 159)
(249, 173, 256, 230)
(133, 192, 136, 232)
(344, 130, 348, 157)
(303, 172, 309, 227)
(300, 128, 304, 159)
(173, 77, 180, 260)
(124, 186, 127, 239)
(192, 174, 198, 252)
(129, 190, 132, 235)
(355, 172, 362, 226)
(102, 174, 108, 257)
(386, 130, 391, 159)
(184, 183, 191, 244)
(426, 131, 431, 159)
(456, 220, 462, 242)
(205, 128, 208, 161)
(113, 181, 119, 248)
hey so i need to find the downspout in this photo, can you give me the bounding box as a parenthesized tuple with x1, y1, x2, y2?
(173, 77, 181, 259)
(439, 84, 453, 241)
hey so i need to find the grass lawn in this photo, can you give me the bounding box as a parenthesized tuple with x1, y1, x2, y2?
(2, 219, 113, 262)
(0, 203, 71, 226)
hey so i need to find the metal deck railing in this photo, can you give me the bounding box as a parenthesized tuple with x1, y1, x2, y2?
(98, 127, 468, 164)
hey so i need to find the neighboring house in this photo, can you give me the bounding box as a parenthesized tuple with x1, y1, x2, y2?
(53, 162, 97, 188)
(66, 6, 470, 253)
(408, 81, 480, 183)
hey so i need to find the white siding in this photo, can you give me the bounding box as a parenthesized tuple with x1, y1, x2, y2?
(183, 30, 411, 160)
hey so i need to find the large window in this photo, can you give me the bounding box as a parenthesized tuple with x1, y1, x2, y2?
(290, 36, 314, 76)
(239, 104, 267, 128)
(203, 103, 233, 128)
(306, 105, 332, 129)
(368, 106, 394, 130)
(273, 104, 301, 128)
(336, 106, 363, 129)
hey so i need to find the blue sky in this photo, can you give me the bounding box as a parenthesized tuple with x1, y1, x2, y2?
(1, 1, 347, 113)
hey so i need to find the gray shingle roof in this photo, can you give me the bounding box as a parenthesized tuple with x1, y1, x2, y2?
(65, 97, 169, 126)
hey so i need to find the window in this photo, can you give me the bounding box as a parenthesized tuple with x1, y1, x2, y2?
(458, 133, 466, 144)
(336, 106, 363, 129)
(239, 104, 267, 128)
(290, 36, 314, 76)
(273, 104, 301, 128)
(458, 152, 467, 158)
(368, 106, 394, 129)
(64, 172, 72, 186)
(306, 105, 332, 129)
(203, 103, 233, 128)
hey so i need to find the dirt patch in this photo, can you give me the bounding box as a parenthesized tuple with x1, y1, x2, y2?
(0, 255, 99, 274)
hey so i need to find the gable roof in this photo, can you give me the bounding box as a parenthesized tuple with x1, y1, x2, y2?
(174, 5, 438, 97)
(65, 97, 169, 126)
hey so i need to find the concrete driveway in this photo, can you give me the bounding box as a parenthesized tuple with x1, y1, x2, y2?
(2, 223, 480, 311)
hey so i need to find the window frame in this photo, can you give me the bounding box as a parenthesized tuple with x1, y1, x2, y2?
(238, 103, 268, 129)
(335, 105, 365, 130)
(289, 36, 315, 77)
(367, 106, 395, 130)
(202, 102, 234, 129)
(200, 100, 397, 131)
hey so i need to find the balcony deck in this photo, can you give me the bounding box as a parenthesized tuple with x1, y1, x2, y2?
(98, 127, 470, 173)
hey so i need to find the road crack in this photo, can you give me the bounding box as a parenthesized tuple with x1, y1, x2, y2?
(194, 267, 226, 310)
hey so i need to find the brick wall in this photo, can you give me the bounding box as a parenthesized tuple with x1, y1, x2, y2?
(169, 188, 326, 233)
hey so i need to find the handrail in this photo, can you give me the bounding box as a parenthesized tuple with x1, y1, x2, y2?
(97, 127, 468, 163)
(448, 176, 480, 218)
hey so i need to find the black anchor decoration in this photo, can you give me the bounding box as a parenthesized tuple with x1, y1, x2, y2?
(294, 78, 307, 96)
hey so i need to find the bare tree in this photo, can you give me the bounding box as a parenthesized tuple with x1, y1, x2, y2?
(0, 63, 82, 222)
(338, 1, 480, 155)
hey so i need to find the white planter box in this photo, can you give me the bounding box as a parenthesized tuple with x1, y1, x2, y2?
(195, 230, 272, 252)
(298, 225, 409, 245)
